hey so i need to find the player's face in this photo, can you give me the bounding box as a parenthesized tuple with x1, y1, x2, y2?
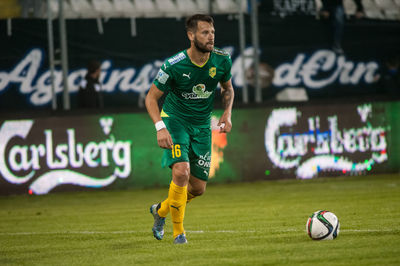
(193, 21, 215, 53)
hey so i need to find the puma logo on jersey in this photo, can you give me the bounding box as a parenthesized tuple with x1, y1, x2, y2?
(183, 73, 191, 79)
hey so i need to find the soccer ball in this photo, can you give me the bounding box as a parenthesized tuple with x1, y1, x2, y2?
(306, 210, 340, 240)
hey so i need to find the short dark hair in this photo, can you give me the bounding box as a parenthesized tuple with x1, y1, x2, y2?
(185, 14, 214, 32)
(87, 60, 101, 74)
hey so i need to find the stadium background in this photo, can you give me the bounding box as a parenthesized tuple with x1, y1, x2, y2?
(1, 1, 400, 265)
(0, 0, 399, 194)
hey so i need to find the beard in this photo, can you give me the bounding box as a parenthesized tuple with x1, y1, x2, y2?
(194, 37, 213, 53)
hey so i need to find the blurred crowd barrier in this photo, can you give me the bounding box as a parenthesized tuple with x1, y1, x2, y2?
(1, 0, 400, 21)
(0, 14, 399, 111)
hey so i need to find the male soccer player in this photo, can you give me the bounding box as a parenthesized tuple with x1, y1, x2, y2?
(145, 14, 234, 244)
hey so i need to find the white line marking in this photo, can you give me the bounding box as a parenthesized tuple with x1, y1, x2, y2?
(188, 230, 256, 233)
(0, 229, 396, 236)
(342, 229, 397, 232)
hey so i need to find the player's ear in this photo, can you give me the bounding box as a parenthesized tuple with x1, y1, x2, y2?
(187, 30, 194, 42)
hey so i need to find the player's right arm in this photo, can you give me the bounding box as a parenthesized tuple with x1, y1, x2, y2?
(145, 84, 173, 149)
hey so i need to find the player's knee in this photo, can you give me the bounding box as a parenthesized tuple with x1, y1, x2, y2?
(172, 163, 190, 183)
(188, 176, 207, 196)
(190, 187, 205, 196)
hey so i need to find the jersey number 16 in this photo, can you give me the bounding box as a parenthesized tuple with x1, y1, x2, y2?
(171, 144, 181, 158)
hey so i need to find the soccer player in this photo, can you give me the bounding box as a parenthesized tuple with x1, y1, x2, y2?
(145, 14, 234, 244)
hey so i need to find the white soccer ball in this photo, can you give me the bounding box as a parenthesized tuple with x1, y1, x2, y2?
(306, 210, 340, 240)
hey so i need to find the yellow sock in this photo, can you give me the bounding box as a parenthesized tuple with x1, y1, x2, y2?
(157, 182, 173, 218)
(157, 198, 169, 218)
(169, 181, 187, 238)
(186, 191, 196, 203)
(158, 183, 194, 217)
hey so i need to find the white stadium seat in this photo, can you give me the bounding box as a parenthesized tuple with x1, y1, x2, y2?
(133, 0, 161, 17)
(49, 0, 78, 18)
(343, 0, 357, 15)
(213, 0, 244, 14)
(154, 0, 180, 17)
(69, 0, 98, 18)
(374, 0, 400, 20)
(362, 0, 378, 9)
(374, 0, 394, 9)
(384, 9, 400, 20)
(194, 0, 211, 13)
(175, 0, 198, 15)
(112, 0, 139, 17)
(92, 0, 118, 17)
(364, 9, 385, 19)
(362, 0, 385, 19)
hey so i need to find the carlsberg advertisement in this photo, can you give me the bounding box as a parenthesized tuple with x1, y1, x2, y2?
(0, 102, 399, 195)
(0, 112, 239, 195)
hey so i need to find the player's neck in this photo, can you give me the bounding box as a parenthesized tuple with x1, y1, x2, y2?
(187, 47, 210, 66)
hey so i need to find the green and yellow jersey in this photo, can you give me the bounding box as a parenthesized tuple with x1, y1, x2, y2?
(153, 47, 232, 126)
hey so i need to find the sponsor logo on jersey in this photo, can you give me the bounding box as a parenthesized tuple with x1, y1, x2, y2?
(198, 151, 211, 168)
(168, 52, 186, 65)
(182, 84, 212, 99)
(156, 69, 169, 84)
(209, 67, 216, 78)
(213, 48, 230, 57)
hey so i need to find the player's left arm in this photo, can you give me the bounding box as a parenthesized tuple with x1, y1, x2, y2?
(218, 79, 234, 133)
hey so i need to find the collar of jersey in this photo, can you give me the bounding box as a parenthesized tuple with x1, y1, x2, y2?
(185, 50, 210, 68)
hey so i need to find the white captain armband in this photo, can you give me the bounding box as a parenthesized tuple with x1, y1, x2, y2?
(155, 120, 166, 131)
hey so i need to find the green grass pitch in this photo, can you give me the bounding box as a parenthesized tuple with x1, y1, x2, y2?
(1, 174, 399, 265)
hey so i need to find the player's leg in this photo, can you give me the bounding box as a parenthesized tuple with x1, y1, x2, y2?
(150, 160, 190, 243)
(149, 203, 165, 240)
(157, 134, 190, 219)
(170, 162, 189, 244)
(150, 118, 190, 242)
(187, 174, 207, 203)
(187, 126, 211, 202)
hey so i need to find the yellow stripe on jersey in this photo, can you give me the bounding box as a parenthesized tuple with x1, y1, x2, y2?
(160, 109, 169, 117)
(190, 58, 209, 68)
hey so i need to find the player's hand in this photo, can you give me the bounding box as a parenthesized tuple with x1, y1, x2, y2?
(355, 11, 364, 19)
(218, 113, 232, 133)
(157, 128, 174, 149)
(320, 11, 330, 19)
